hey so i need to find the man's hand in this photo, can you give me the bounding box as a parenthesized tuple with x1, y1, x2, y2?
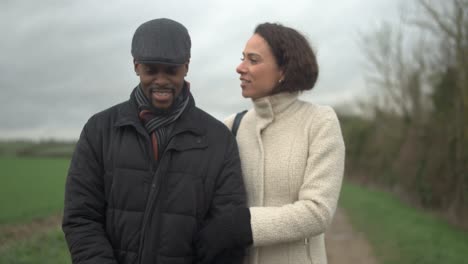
(196, 207, 253, 264)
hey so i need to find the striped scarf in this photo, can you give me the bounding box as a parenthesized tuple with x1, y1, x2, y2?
(135, 83, 190, 160)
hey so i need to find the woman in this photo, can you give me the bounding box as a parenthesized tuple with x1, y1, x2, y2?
(197, 22, 345, 264)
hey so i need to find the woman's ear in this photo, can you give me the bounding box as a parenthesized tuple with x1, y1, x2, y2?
(278, 68, 285, 83)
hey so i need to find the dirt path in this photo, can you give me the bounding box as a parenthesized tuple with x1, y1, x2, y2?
(325, 207, 379, 264)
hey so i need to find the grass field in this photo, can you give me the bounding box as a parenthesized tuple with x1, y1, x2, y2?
(0, 228, 70, 264)
(1, 157, 468, 264)
(0, 157, 71, 263)
(340, 182, 468, 264)
(0, 157, 70, 224)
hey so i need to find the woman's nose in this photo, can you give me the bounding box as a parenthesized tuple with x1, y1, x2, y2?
(236, 61, 246, 74)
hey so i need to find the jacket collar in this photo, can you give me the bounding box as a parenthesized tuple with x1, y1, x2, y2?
(114, 86, 205, 137)
(252, 91, 299, 130)
(114, 92, 141, 128)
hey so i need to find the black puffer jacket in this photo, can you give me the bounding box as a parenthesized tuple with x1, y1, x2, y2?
(62, 92, 246, 264)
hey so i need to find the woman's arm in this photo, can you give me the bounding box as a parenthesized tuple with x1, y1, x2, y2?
(250, 109, 345, 246)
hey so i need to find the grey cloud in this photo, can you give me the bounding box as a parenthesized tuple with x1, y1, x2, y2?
(0, 0, 403, 139)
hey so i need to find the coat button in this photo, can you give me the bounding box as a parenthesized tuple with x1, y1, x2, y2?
(196, 137, 202, 143)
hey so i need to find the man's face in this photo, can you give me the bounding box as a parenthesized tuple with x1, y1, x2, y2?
(134, 62, 188, 109)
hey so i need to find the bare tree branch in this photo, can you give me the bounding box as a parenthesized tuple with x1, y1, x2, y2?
(419, 0, 458, 38)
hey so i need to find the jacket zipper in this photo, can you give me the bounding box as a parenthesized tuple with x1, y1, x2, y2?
(137, 136, 174, 264)
(137, 168, 161, 263)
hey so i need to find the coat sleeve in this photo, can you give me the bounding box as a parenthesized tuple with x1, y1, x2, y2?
(209, 132, 248, 263)
(209, 129, 247, 217)
(250, 108, 345, 247)
(62, 118, 118, 264)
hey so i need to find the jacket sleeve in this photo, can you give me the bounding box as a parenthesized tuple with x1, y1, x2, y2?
(209, 132, 248, 263)
(62, 118, 117, 264)
(209, 131, 247, 217)
(250, 108, 345, 247)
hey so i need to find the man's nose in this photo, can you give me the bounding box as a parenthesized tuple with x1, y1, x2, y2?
(152, 72, 170, 86)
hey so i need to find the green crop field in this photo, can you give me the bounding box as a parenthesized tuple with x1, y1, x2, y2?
(0, 157, 70, 224)
(0, 157, 71, 263)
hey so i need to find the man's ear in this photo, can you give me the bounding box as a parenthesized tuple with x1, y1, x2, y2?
(133, 59, 139, 75)
(184, 61, 189, 76)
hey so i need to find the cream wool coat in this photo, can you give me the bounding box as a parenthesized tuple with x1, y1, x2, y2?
(224, 92, 345, 264)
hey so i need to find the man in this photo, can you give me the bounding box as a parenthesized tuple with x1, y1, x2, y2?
(62, 18, 246, 264)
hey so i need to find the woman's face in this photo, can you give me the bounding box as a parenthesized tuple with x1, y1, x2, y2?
(236, 34, 283, 100)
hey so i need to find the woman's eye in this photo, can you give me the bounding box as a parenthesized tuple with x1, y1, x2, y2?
(240, 56, 258, 64)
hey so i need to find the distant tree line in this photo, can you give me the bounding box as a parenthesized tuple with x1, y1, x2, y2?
(0, 140, 75, 158)
(340, 0, 467, 227)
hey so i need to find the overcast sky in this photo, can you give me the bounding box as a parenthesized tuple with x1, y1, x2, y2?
(0, 0, 403, 140)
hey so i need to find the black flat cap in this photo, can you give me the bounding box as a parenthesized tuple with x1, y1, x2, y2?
(131, 18, 191, 65)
